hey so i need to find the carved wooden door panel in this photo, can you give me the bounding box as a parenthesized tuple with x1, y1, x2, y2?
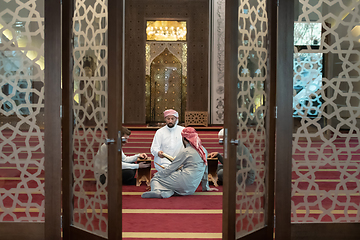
(222, 0, 276, 239)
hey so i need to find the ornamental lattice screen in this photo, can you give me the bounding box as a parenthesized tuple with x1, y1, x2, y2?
(0, 0, 45, 222)
(72, 0, 108, 236)
(236, 0, 267, 237)
(291, 0, 360, 223)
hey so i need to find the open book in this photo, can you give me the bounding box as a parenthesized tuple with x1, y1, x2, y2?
(162, 152, 174, 162)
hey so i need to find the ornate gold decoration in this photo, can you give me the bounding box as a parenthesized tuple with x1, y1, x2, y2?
(148, 48, 184, 123)
(146, 21, 187, 41)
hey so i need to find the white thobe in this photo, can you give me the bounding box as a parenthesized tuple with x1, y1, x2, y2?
(150, 124, 185, 171)
(150, 143, 210, 198)
(94, 143, 140, 179)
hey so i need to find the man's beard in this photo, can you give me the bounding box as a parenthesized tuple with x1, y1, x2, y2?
(167, 122, 175, 128)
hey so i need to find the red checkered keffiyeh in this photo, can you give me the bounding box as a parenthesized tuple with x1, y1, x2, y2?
(163, 109, 179, 118)
(181, 127, 207, 165)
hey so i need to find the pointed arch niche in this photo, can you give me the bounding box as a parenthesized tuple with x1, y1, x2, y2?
(146, 44, 187, 124)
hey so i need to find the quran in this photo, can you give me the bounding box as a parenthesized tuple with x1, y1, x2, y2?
(162, 152, 174, 162)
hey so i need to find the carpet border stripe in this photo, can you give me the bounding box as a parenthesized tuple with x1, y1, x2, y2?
(122, 232, 222, 238)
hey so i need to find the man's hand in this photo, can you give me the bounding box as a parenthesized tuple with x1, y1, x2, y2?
(158, 151, 164, 158)
(138, 162, 151, 169)
(208, 152, 218, 158)
(139, 153, 148, 159)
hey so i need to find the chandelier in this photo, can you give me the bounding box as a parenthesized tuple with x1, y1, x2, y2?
(146, 21, 187, 41)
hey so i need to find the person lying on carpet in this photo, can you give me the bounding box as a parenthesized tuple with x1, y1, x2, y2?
(94, 126, 151, 185)
(150, 109, 185, 172)
(142, 127, 218, 198)
(207, 128, 255, 186)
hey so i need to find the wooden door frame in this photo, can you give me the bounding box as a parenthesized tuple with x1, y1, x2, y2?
(107, 0, 124, 238)
(62, 0, 74, 238)
(124, 0, 210, 124)
(273, 0, 294, 239)
(222, 0, 276, 239)
(44, 0, 62, 238)
(222, 0, 238, 237)
(61, 0, 123, 239)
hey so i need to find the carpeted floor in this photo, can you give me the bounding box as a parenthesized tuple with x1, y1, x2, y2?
(122, 185, 223, 239)
(1, 128, 359, 239)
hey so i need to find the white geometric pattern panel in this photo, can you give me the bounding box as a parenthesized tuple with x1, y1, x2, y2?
(211, 0, 225, 124)
(236, 0, 267, 237)
(0, 0, 45, 222)
(292, 0, 360, 223)
(72, 0, 108, 236)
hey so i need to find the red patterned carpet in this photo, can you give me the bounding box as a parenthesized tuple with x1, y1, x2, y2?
(1, 128, 359, 238)
(120, 130, 223, 239)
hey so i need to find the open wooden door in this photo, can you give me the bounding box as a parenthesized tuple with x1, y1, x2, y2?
(222, 0, 276, 239)
(62, 0, 123, 239)
(275, 0, 360, 239)
(0, 0, 61, 239)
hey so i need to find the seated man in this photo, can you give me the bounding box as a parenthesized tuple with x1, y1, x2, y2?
(142, 127, 218, 199)
(94, 126, 151, 185)
(208, 128, 255, 186)
(151, 109, 185, 171)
